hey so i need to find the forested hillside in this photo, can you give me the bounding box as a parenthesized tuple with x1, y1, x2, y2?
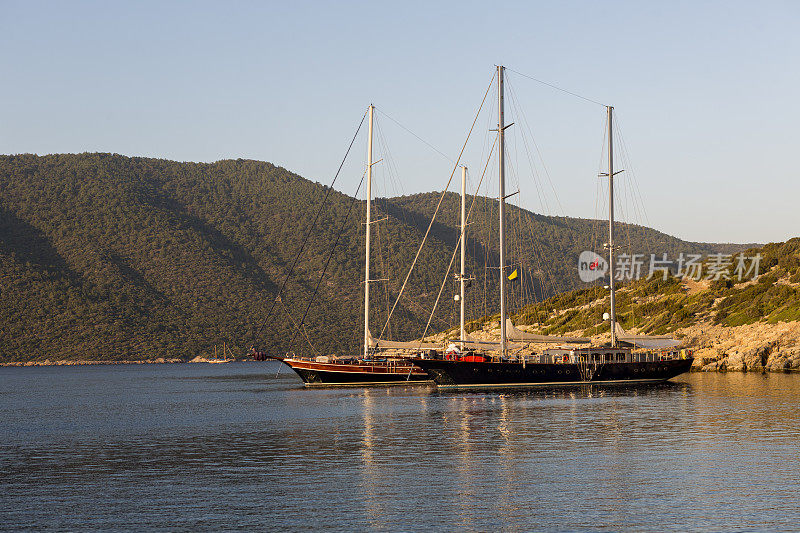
(0, 153, 749, 362)
(509, 239, 800, 336)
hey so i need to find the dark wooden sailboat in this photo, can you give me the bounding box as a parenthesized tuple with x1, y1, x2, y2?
(414, 342, 694, 389)
(252, 105, 435, 386)
(412, 66, 694, 389)
(252, 351, 430, 386)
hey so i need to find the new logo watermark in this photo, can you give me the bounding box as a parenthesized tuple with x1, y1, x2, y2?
(578, 251, 609, 283)
(577, 252, 762, 282)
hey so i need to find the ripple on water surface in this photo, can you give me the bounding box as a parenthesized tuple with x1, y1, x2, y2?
(1, 363, 799, 531)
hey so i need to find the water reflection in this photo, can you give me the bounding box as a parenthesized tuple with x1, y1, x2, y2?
(1, 366, 799, 531)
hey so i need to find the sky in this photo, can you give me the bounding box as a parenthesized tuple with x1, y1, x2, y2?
(1, 0, 798, 244)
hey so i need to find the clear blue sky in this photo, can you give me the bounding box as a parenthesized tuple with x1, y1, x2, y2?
(2, 0, 798, 244)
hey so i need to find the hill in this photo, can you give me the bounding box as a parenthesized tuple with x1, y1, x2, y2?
(0, 153, 752, 362)
(468, 238, 800, 372)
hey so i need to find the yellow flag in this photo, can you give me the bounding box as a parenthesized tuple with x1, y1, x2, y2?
(508, 268, 518, 281)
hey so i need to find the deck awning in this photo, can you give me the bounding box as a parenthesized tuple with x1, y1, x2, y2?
(367, 330, 440, 351)
(506, 319, 591, 344)
(614, 322, 682, 349)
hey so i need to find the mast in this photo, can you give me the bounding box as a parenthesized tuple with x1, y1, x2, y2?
(607, 105, 617, 348)
(364, 104, 374, 358)
(498, 66, 507, 359)
(460, 165, 467, 350)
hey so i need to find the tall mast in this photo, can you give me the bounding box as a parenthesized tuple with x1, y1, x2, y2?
(498, 65, 507, 359)
(363, 104, 374, 358)
(460, 165, 467, 350)
(607, 105, 617, 348)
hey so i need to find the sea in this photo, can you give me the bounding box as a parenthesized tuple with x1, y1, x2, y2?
(1, 362, 799, 532)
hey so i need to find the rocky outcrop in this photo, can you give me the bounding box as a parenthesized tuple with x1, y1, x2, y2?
(621, 320, 800, 373)
(0, 358, 184, 366)
(765, 347, 800, 372)
(692, 339, 800, 373)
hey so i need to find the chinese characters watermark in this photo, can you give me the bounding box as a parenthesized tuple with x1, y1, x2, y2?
(579, 252, 761, 282)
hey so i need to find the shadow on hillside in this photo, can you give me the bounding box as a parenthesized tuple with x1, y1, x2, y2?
(377, 196, 548, 307)
(140, 190, 278, 296)
(377, 196, 495, 268)
(101, 250, 172, 305)
(0, 207, 83, 284)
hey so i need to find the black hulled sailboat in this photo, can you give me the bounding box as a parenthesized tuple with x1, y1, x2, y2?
(412, 66, 693, 389)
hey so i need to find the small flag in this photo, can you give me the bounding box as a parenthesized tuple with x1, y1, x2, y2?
(508, 268, 518, 282)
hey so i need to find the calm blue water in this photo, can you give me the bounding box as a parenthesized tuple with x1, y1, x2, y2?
(1, 362, 799, 532)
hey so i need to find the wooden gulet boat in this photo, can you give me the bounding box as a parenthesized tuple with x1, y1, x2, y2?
(411, 66, 694, 389)
(252, 105, 436, 386)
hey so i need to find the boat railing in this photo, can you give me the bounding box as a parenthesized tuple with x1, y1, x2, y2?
(287, 354, 418, 368)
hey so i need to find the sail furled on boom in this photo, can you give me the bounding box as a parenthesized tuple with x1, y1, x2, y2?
(613, 322, 683, 349)
(505, 319, 591, 344)
(366, 330, 440, 351)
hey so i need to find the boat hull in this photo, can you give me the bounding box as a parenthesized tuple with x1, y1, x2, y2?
(282, 359, 433, 387)
(412, 357, 694, 389)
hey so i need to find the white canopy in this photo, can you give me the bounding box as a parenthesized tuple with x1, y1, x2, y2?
(367, 330, 440, 351)
(452, 334, 523, 350)
(614, 322, 683, 349)
(506, 319, 591, 344)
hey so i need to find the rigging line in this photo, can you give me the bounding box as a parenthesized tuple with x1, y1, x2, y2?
(521, 205, 565, 317)
(584, 112, 608, 310)
(377, 72, 495, 340)
(375, 115, 405, 198)
(615, 113, 652, 228)
(419, 136, 497, 343)
(422, 243, 461, 342)
(506, 67, 607, 107)
(289, 170, 368, 352)
(507, 79, 566, 216)
(280, 297, 321, 356)
(506, 80, 547, 215)
(498, 95, 569, 317)
(372, 118, 397, 336)
(614, 118, 659, 331)
(375, 107, 456, 164)
(251, 110, 367, 346)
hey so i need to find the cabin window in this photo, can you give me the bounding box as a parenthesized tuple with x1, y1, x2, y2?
(616, 353, 626, 361)
(604, 353, 613, 362)
(591, 353, 601, 362)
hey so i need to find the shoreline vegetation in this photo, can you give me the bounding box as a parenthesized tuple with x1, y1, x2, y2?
(0, 154, 749, 363)
(0, 357, 228, 367)
(424, 238, 800, 374)
(6, 312, 799, 373)
(1, 154, 797, 371)
(4, 318, 800, 373)
(437, 319, 800, 374)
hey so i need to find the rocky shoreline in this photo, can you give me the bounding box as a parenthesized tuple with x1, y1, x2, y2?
(0, 357, 247, 367)
(577, 320, 800, 373)
(0, 358, 186, 367)
(678, 321, 800, 372)
(3, 320, 800, 373)
(432, 318, 800, 374)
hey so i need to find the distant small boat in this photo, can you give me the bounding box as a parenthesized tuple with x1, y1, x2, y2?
(207, 343, 234, 364)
